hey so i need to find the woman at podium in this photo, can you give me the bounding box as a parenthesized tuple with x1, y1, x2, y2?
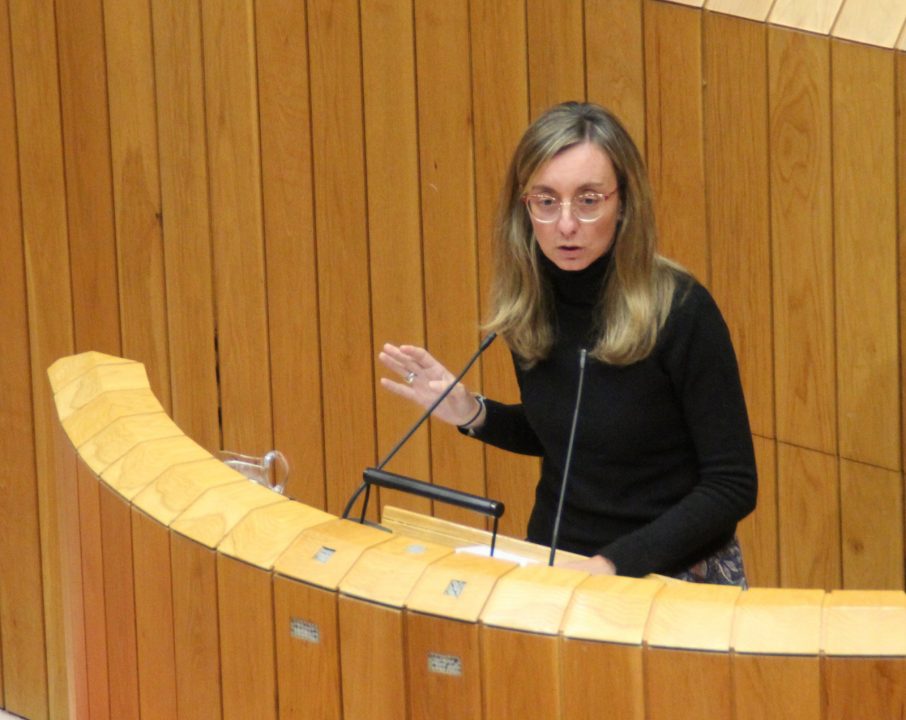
(380, 102, 756, 586)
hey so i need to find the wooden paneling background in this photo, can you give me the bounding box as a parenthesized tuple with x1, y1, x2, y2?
(1, 0, 906, 717)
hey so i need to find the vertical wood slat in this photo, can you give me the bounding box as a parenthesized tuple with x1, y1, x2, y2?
(307, 0, 377, 516)
(132, 510, 178, 720)
(273, 577, 342, 720)
(643, 0, 709, 283)
(361, 0, 430, 515)
(469, 0, 538, 537)
(0, 2, 49, 716)
(526, 0, 586, 118)
(8, 0, 75, 716)
(170, 534, 222, 720)
(414, 0, 485, 526)
(149, 0, 221, 453)
(481, 628, 560, 719)
(832, 40, 900, 472)
(704, 12, 773, 440)
(99, 484, 141, 719)
(900, 52, 906, 475)
(103, 0, 171, 410)
(778, 443, 840, 588)
(54, 0, 121, 357)
(217, 556, 277, 720)
(768, 27, 835, 454)
(255, 0, 327, 509)
(840, 460, 904, 589)
(585, 0, 647, 153)
(200, 0, 274, 455)
(645, 649, 732, 719)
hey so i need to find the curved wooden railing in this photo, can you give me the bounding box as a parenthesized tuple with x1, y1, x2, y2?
(49, 352, 906, 719)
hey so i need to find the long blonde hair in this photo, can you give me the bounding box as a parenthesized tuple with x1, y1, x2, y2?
(485, 102, 685, 366)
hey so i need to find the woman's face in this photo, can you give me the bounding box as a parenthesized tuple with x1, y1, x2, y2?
(525, 142, 621, 272)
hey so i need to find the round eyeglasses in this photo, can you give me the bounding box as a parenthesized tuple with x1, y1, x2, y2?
(522, 189, 618, 224)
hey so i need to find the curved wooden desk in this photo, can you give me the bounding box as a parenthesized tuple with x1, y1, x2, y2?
(49, 352, 906, 719)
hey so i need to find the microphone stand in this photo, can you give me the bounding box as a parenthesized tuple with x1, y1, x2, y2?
(549, 348, 588, 566)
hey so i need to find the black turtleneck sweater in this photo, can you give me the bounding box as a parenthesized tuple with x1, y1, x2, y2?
(471, 253, 757, 578)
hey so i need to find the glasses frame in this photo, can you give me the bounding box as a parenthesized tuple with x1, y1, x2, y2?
(522, 188, 619, 224)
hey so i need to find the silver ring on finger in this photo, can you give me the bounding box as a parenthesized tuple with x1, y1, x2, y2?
(405, 371, 416, 385)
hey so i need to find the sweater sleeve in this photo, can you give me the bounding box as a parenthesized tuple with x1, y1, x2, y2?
(599, 283, 758, 577)
(459, 398, 546, 456)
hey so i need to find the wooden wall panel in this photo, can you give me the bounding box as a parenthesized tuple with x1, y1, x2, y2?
(201, 0, 273, 456)
(104, 0, 171, 409)
(481, 628, 560, 719)
(99, 485, 140, 718)
(77, 468, 111, 720)
(55, 0, 120, 356)
(704, 12, 773, 439)
(361, 0, 430, 514)
(8, 0, 75, 715)
(733, 655, 821, 720)
(768, 28, 835, 454)
(645, 649, 731, 719)
(256, 0, 326, 508)
(586, 0, 647, 152)
(778, 444, 840, 589)
(415, 0, 486, 526)
(526, 0, 585, 116)
(0, 3, 48, 717)
(644, 0, 709, 283)
(898, 52, 906, 475)
(307, 0, 377, 515)
(132, 510, 178, 720)
(840, 460, 904, 589)
(469, 0, 538, 536)
(832, 41, 899, 471)
(170, 534, 222, 720)
(149, 0, 221, 453)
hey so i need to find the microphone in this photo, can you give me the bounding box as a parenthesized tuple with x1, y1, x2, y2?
(548, 348, 588, 566)
(341, 332, 498, 520)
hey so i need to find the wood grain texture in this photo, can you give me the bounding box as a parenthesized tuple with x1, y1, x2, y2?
(131, 510, 178, 720)
(737, 435, 778, 587)
(832, 40, 900, 471)
(777, 443, 840, 589)
(414, 0, 486, 526)
(103, 0, 171, 406)
(170, 534, 222, 720)
(768, 28, 836, 454)
(307, 0, 378, 516)
(218, 555, 277, 720)
(704, 12, 773, 438)
(201, 0, 274, 456)
(832, 0, 906, 48)
(481, 627, 560, 719)
(644, 0, 710, 283)
(149, 0, 221, 453)
(273, 576, 342, 720)
(9, 0, 76, 712)
(840, 460, 904, 589)
(526, 0, 586, 116)
(586, 0, 647, 153)
(256, 0, 327, 509)
(898, 52, 906, 476)
(338, 597, 407, 720)
(0, 3, 48, 713)
(406, 612, 482, 720)
(562, 639, 646, 720)
(706, 0, 774, 20)
(645, 648, 731, 720)
(734, 655, 821, 720)
(361, 0, 430, 516)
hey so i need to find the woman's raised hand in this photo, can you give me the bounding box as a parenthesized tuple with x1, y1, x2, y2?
(378, 343, 482, 427)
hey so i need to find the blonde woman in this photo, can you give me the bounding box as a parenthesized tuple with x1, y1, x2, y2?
(380, 102, 756, 585)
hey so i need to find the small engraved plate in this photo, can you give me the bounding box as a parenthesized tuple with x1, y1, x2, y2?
(290, 617, 320, 643)
(444, 579, 467, 598)
(427, 652, 463, 677)
(313, 546, 336, 564)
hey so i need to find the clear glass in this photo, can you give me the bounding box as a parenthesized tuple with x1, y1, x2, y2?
(523, 189, 617, 223)
(219, 449, 289, 494)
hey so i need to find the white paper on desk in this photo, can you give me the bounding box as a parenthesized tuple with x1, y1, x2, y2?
(454, 545, 540, 566)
